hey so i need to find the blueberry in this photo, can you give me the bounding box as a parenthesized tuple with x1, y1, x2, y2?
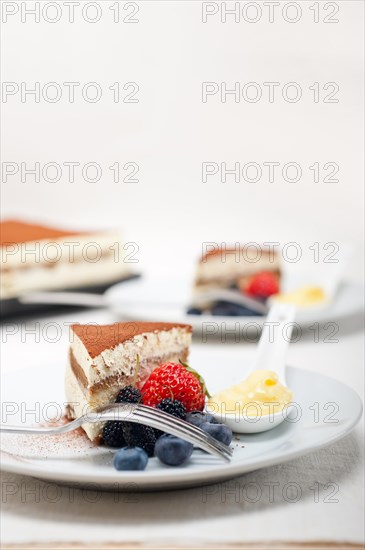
(155, 434, 194, 466)
(186, 411, 219, 427)
(200, 422, 233, 446)
(187, 307, 203, 315)
(113, 447, 148, 471)
(211, 301, 262, 317)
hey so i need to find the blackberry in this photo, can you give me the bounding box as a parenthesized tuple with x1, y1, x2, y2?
(102, 421, 126, 448)
(103, 386, 141, 447)
(115, 385, 141, 404)
(122, 423, 157, 457)
(155, 398, 186, 438)
(157, 398, 186, 420)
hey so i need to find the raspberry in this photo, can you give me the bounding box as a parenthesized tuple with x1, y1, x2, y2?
(141, 362, 208, 412)
(245, 271, 279, 298)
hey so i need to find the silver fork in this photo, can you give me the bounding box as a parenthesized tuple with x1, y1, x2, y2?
(0, 403, 232, 462)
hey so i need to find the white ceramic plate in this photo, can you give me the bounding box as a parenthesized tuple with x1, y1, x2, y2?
(1, 347, 362, 490)
(105, 278, 364, 333)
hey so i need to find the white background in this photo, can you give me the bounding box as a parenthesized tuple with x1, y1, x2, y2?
(1, 0, 364, 279)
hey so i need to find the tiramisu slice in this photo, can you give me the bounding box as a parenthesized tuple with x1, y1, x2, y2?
(190, 244, 281, 315)
(0, 219, 132, 300)
(65, 321, 192, 441)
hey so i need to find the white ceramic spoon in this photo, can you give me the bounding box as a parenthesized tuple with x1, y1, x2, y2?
(269, 244, 352, 312)
(210, 303, 296, 434)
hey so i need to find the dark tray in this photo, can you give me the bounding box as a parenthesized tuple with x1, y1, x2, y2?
(0, 273, 141, 321)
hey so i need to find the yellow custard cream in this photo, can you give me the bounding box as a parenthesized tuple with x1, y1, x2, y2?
(208, 370, 293, 417)
(272, 286, 327, 308)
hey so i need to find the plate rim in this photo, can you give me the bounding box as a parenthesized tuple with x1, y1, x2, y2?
(1, 365, 363, 490)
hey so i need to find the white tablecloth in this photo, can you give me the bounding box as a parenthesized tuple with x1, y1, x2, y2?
(1, 309, 363, 548)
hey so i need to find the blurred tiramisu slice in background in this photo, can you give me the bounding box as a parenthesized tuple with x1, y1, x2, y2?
(0, 219, 133, 301)
(195, 244, 281, 294)
(189, 243, 281, 316)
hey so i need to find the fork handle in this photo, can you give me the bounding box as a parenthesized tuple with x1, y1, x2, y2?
(0, 412, 102, 435)
(0, 408, 231, 462)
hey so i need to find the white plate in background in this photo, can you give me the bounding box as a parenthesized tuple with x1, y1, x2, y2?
(106, 277, 363, 332)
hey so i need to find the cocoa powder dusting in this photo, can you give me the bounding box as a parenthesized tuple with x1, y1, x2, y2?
(1, 415, 101, 460)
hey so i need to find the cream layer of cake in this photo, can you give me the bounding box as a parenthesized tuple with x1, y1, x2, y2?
(65, 322, 192, 441)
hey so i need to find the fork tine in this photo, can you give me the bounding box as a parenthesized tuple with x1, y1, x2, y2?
(104, 403, 231, 453)
(101, 404, 232, 461)
(103, 403, 232, 453)
(135, 406, 232, 456)
(134, 410, 232, 461)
